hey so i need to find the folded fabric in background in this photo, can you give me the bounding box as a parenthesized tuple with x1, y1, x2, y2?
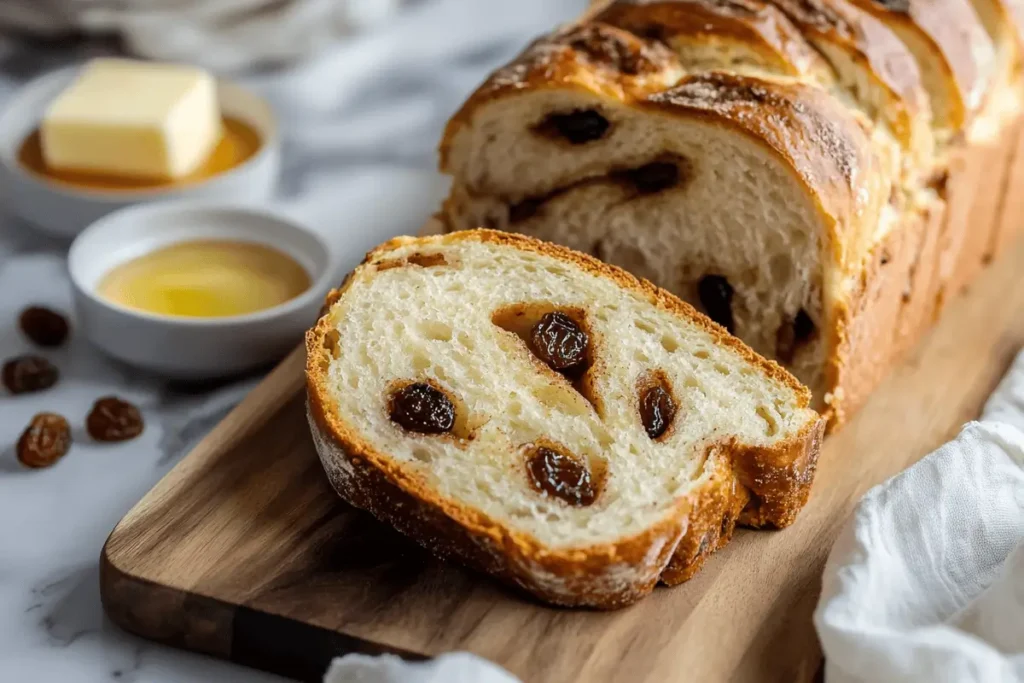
(0, 0, 406, 71)
(816, 350, 1024, 683)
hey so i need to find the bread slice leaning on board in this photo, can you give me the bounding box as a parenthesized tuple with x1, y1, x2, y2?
(440, 0, 1024, 429)
(306, 230, 825, 608)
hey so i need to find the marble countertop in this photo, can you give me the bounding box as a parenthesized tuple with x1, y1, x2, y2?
(0, 1, 584, 680)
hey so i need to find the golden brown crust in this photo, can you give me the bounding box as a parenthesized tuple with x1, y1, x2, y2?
(306, 229, 825, 607)
(766, 0, 930, 119)
(845, 0, 988, 126)
(594, 0, 831, 79)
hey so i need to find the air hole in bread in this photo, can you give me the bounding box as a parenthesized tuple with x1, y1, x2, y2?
(684, 376, 701, 389)
(524, 441, 599, 507)
(637, 370, 678, 441)
(698, 275, 735, 334)
(661, 335, 680, 353)
(634, 319, 656, 334)
(411, 354, 431, 372)
(412, 447, 432, 463)
(694, 349, 711, 360)
(456, 331, 475, 350)
(533, 108, 611, 145)
(634, 349, 651, 363)
(756, 405, 779, 437)
(419, 320, 453, 342)
(776, 309, 816, 364)
(322, 329, 341, 359)
(714, 363, 731, 376)
(406, 252, 447, 268)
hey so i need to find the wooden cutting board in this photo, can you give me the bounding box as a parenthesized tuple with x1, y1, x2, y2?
(100, 238, 1024, 683)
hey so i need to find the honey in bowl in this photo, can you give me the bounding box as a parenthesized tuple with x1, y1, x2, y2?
(97, 241, 311, 318)
(18, 117, 261, 192)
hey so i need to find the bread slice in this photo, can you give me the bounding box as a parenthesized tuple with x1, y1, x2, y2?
(306, 229, 824, 608)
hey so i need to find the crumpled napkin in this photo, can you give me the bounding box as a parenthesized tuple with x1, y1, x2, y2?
(323, 652, 519, 683)
(816, 349, 1024, 682)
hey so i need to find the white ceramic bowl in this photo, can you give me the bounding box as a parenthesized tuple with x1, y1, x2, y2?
(0, 66, 280, 239)
(68, 202, 335, 379)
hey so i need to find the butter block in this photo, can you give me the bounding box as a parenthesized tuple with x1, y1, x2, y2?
(40, 58, 222, 180)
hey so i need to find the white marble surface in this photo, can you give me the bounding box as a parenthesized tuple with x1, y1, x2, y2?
(0, 1, 584, 680)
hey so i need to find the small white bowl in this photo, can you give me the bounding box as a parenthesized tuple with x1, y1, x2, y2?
(0, 66, 280, 239)
(68, 202, 335, 380)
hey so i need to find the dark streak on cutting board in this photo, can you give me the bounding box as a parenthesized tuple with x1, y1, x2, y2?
(101, 234, 1024, 682)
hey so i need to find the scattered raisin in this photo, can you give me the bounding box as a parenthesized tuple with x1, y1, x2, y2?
(698, 275, 735, 334)
(639, 382, 676, 439)
(389, 382, 455, 435)
(19, 306, 70, 347)
(526, 446, 596, 506)
(16, 413, 71, 469)
(616, 161, 680, 194)
(86, 397, 144, 442)
(3, 356, 59, 394)
(538, 110, 610, 145)
(530, 312, 590, 373)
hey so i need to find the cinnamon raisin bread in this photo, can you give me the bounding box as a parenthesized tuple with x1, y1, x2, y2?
(440, 0, 1024, 428)
(306, 230, 825, 608)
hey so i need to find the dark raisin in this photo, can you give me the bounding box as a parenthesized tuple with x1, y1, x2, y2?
(86, 396, 144, 442)
(19, 306, 69, 347)
(777, 309, 815, 364)
(529, 312, 589, 372)
(509, 197, 543, 223)
(3, 356, 58, 394)
(539, 110, 610, 145)
(639, 382, 676, 439)
(17, 413, 71, 468)
(617, 162, 680, 194)
(526, 446, 596, 506)
(389, 383, 455, 434)
(698, 275, 735, 334)
(793, 309, 815, 341)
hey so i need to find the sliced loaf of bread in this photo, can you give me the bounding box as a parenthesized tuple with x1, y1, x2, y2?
(306, 229, 824, 608)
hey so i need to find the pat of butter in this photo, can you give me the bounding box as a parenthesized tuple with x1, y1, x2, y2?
(41, 58, 222, 180)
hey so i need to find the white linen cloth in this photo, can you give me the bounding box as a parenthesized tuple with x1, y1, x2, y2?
(0, 0, 407, 71)
(815, 350, 1024, 683)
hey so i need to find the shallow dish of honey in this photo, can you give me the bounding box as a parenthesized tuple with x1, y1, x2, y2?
(68, 202, 335, 379)
(97, 240, 312, 319)
(0, 66, 279, 238)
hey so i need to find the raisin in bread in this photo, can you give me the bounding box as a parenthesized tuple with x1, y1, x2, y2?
(306, 229, 824, 608)
(440, 0, 1024, 428)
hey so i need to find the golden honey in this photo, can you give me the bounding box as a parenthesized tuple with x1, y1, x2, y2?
(97, 241, 311, 318)
(18, 117, 261, 191)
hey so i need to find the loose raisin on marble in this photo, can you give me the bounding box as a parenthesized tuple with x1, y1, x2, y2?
(529, 312, 590, 373)
(539, 109, 610, 145)
(19, 306, 69, 347)
(16, 413, 71, 469)
(526, 446, 596, 506)
(698, 275, 735, 334)
(86, 397, 144, 442)
(639, 382, 676, 440)
(2, 356, 59, 394)
(389, 382, 455, 435)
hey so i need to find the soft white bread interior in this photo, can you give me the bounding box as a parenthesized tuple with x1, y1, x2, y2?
(306, 230, 824, 607)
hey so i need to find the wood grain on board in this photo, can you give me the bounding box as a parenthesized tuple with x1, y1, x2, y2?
(100, 227, 1024, 681)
